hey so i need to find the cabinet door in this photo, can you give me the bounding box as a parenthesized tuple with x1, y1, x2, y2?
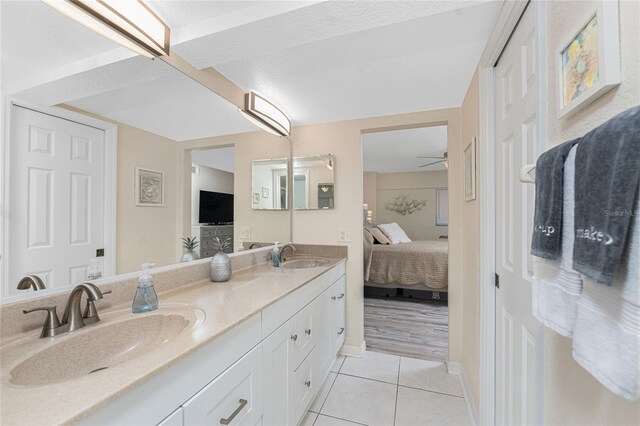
(157, 407, 183, 426)
(313, 286, 333, 381)
(290, 349, 316, 425)
(262, 318, 294, 426)
(330, 277, 347, 355)
(292, 302, 315, 368)
(183, 346, 262, 426)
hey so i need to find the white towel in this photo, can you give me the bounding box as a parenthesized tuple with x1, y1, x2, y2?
(532, 145, 583, 337)
(572, 190, 640, 401)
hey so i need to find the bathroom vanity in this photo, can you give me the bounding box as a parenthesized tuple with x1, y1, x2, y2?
(0, 248, 347, 426)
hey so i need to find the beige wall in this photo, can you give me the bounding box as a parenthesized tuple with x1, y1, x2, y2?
(179, 132, 291, 252)
(544, 1, 640, 424)
(289, 109, 463, 357)
(191, 164, 234, 225)
(459, 69, 480, 410)
(363, 172, 377, 223)
(369, 171, 449, 240)
(115, 123, 179, 274)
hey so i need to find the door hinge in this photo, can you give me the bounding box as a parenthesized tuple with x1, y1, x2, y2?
(495, 273, 500, 288)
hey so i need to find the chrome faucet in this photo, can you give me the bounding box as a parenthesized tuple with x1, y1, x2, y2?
(23, 283, 108, 338)
(249, 242, 262, 249)
(17, 275, 46, 291)
(279, 243, 296, 262)
(62, 283, 105, 332)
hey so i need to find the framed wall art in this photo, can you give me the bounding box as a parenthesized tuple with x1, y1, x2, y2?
(135, 167, 164, 207)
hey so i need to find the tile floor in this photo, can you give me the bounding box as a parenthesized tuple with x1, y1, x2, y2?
(301, 351, 472, 426)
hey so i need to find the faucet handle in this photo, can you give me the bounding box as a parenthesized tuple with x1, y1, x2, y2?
(23, 306, 62, 338)
(83, 290, 111, 324)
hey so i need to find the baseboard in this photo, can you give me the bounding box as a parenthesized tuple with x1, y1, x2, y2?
(339, 340, 366, 357)
(446, 362, 479, 425)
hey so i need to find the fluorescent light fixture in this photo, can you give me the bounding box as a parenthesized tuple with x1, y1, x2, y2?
(42, 0, 170, 59)
(240, 92, 291, 137)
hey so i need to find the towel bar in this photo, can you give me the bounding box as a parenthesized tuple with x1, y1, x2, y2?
(520, 164, 536, 183)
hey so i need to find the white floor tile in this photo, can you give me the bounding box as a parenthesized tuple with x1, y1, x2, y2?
(340, 350, 400, 384)
(321, 374, 396, 426)
(331, 355, 346, 373)
(310, 372, 338, 413)
(301, 411, 318, 426)
(314, 414, 364, 426)
(395, 386, 471, 426)
(398, 357, 463, 397)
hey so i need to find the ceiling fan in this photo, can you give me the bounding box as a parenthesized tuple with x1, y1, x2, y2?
(417, 151, 448, 168)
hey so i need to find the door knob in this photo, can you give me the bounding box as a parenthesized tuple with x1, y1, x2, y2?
(291, 334, 298, 341)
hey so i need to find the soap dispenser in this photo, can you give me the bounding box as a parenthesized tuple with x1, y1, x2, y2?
(271, 242, 281, 267)
(132, 263, 159, 313)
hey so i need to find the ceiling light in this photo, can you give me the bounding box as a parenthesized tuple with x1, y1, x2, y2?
(42, 0, 170, 59)
(240, 92, 291, 137)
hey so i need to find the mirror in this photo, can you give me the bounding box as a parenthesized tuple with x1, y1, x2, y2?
(1, 1, 292, 301)
(293, 155, 335, 210)
(252, 158, 289, 210)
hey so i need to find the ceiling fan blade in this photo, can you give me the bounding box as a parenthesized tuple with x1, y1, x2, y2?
(418, 160, 445, 168)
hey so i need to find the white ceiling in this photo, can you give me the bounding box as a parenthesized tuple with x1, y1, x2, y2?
(363, 126, 448, 173)
(1, 1, 500, 141)
(191, 146, 235, 173)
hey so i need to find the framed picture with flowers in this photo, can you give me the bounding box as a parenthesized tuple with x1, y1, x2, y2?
(557, 1, 620, 119)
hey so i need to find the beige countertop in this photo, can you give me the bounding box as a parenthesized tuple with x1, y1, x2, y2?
(0, 257, 345, 426)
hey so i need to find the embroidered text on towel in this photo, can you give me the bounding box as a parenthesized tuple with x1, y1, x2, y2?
(576, 227, 615, 245)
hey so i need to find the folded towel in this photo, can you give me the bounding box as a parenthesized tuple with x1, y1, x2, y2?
(531, 139, 580, 259)
(532, 146, 583, 337)
(573, 106, 640, 284)
(572, 190, 640, 401)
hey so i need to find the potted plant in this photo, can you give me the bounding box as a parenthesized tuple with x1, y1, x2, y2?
(180, 237, 200, 262)
(210, 237, 232, 282)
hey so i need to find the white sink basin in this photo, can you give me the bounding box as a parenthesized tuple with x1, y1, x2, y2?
(9, 308, 203, 386)
(281, 258, 329, 269)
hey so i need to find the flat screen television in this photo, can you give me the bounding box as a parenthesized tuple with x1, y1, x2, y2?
(199, 190, 234, 224)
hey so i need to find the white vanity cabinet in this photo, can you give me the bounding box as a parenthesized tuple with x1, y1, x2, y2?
(183, 346, 263, 426)
(82, 261, 346, 426)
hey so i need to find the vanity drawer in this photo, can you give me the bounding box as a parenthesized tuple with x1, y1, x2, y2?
(292, 302, 315, 369)
(157, 407, 183, 426)
(291, 348, 316, 424)
(183, 345, 262, 426)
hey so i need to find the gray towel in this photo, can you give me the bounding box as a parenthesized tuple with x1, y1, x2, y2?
(573, 105, 640, 285)
(531, 139, 580, 259)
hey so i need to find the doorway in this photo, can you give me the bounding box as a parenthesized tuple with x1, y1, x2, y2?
(361, 125, 450, 362)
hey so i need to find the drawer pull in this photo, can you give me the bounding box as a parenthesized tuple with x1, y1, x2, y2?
(337, 293, 345, 299)
(337, 327, 345, 335)
(220, 398, 247, 425)
(305, 380, 311, 387)
(305, 328, 312, 335)
(291, 334, 298, 341)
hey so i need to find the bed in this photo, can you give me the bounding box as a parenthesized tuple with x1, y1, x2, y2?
(364, 230, 448, 292)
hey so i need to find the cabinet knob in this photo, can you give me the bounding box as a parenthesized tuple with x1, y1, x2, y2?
(305, 328, 312, 335)
(305, 380, 311, 387)
(337, 327, 345, 335)
(291, 334, 298, 341)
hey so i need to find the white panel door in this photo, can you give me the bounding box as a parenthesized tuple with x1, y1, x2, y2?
(9, 106, 106, 294)
(494, 3, 543, 425)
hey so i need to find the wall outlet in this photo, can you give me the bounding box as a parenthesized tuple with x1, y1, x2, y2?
(337, 228, 352, 243)
(240, 226, 252, 239)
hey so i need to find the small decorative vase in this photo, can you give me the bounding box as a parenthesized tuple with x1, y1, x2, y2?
(180, 250, 199, 262)
(210, 251, 232, 282)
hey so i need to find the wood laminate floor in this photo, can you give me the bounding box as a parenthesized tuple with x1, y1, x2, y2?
(364, 296, 448, 362)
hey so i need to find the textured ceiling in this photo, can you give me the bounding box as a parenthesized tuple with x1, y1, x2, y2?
(364, 126, 448, 173)
(2, 1, 500, 141)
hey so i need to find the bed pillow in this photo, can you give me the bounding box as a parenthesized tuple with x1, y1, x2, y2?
(367, 226, 391, 245)
(378, 222, 412, 244)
